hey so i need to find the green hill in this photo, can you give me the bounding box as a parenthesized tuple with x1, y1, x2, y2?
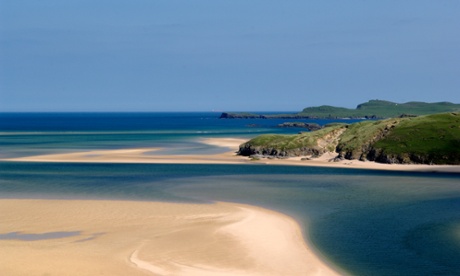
(299, 100, 460, 119)
(220, 100, 460, 119)
(238, 112, 460, 165)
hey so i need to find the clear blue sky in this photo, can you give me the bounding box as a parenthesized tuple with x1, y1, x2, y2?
(1, 0, 459, 112)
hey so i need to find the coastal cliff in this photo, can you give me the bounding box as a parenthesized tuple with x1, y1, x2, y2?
(238, 112, 460, 165)
(239, 126, 346, 158)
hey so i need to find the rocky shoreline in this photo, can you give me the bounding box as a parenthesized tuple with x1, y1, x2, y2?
(238, 112, 460, 165)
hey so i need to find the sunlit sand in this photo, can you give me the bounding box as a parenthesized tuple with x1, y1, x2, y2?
(2, 137, 459, 275)
(0, 199, 339, 276)
(3, 137, 459, 173)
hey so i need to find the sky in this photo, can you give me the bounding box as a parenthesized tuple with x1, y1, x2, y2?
(1, 0, 459, 112)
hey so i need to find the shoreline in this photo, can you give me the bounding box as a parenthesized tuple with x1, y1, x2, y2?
(3, 137, 458, 275)
(0, 199, 340, 276)
(2, 137, 460, 173)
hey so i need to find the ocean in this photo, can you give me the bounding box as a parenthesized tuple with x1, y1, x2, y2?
(1, 113, 459, 275)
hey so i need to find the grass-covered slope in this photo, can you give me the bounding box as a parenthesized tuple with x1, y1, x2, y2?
(335, 119, 398, 160)
(368, 113, 460, 164)
(238, 125, 346, 157)
(238, 112, 460, 164)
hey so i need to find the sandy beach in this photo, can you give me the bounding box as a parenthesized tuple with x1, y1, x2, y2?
(4, 137, 460, 173)
(2, 137, 459, 275)
(0, 199, 339, 276)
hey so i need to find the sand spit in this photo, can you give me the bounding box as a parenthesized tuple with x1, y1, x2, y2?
(0, 138, 249, 164)
(0, 199, 339, 276)
(2, 137, 460, 173)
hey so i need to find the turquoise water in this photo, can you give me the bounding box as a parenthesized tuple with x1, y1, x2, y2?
(0, 112, 340, 158)
(1, 113, 459, 275)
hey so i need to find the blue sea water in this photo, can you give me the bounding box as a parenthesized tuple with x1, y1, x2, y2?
(0, 112, 354, 158)
(1, 113, 459, 275)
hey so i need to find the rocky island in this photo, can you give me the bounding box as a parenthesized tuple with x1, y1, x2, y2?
(238, 112, 460, 165)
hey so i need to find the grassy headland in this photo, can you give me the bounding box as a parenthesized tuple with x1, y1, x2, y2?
(221, 100, 460, 119)
(239, 112, 460, 165)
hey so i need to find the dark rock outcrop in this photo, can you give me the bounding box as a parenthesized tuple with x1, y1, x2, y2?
(238, 144, 324, 158)
(219, 112, 265, 119)
(277, 122, 322, 131)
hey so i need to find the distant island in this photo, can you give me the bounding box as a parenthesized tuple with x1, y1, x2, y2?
(220, 100, 460, 119)
(238, 112, 460, 165)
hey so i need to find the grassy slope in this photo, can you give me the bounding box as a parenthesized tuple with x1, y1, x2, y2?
(239, 112, 460, 164)
(239, 125, 345, 156)
(299, 100, 460, 118)
(335, 118, 400, 160)
(371, 112, 460, 164)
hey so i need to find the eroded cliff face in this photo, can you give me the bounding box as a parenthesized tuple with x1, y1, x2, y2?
(365, 151, 460, 165)
(365, 150, 425, 164)
(238, 145, 319, 158)
(335, 120, 401, 161)
(238, 127, 345, 158)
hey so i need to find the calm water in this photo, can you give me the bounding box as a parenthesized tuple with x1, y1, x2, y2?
(0, 112, 356, 158)
(1, 113, 459, 275)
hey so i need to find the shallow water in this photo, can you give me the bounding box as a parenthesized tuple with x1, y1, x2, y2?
(1, 162, 459, 275)
(0, 112, 360, 158)
(0, 231, 81, 241)
(1, 113, 459, 275)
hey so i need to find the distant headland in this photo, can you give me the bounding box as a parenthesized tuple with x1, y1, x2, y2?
(220, 100, 460, 119)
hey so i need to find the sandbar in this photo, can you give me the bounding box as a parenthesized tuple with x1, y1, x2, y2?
(0, 199, 340, 276)
(2, 137, 460, 173)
